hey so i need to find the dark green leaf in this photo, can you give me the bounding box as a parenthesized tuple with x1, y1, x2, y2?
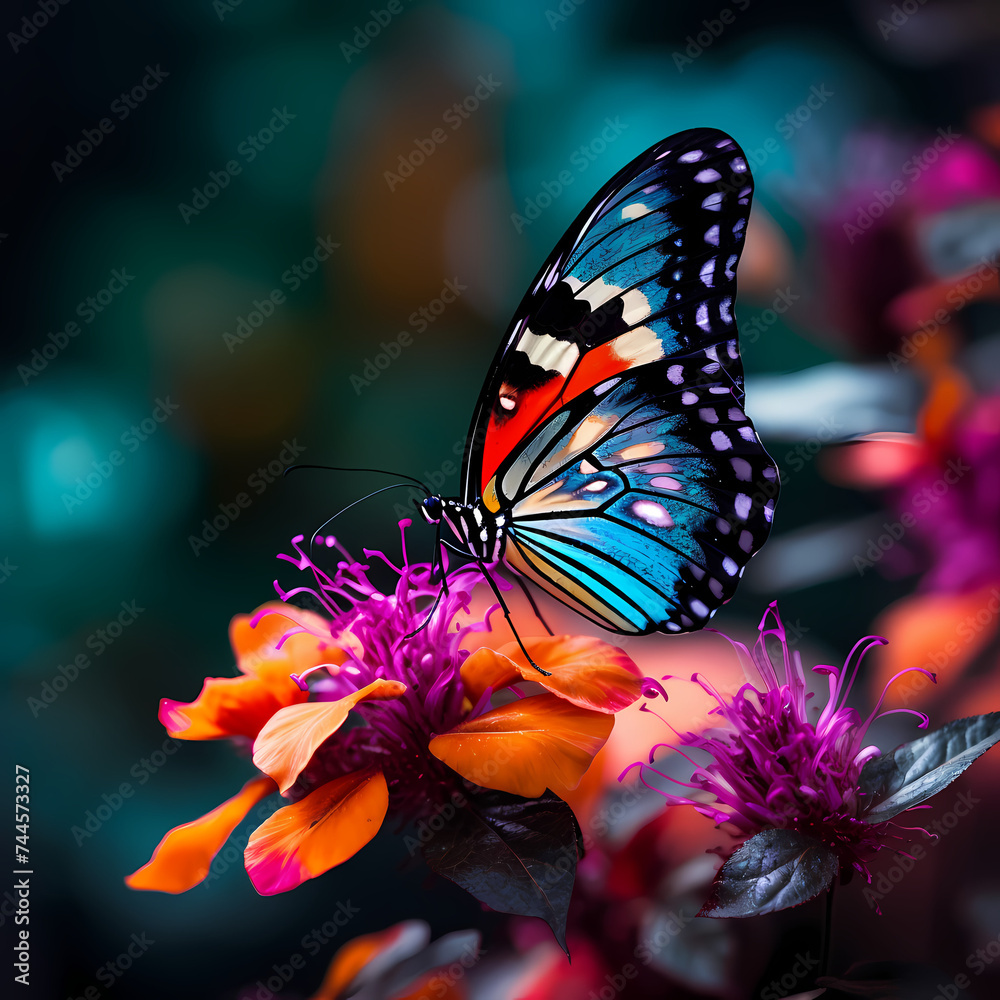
(699, 829, 838, 918)
(422, 787, 578, 952)
(859, 713, 1000, 823)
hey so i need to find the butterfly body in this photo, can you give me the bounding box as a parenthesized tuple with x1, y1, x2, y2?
(418, 127, 779, 636)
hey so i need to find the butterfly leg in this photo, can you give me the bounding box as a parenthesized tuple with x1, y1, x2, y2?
(403, 526, 451, 641)
(476, 560, 550, 676)
(513, 575, 555, 637)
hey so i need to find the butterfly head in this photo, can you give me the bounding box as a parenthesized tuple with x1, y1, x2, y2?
(417, 495, 444, 525)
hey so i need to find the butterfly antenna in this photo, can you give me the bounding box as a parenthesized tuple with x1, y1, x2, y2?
(478, 561, 550, 676)
(309, 483, 420, 549)
(285, 464, 430, 494)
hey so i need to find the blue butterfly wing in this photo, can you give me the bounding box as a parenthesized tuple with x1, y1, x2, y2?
(500, 359, 777, 633)
(472, 128, 776, 634)
(463, 127, 754, 504)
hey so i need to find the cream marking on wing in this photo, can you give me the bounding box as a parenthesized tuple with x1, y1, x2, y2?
(609, 326, 664, 366)
(515, 326, 579, 377)
(621, 202, 651, 220)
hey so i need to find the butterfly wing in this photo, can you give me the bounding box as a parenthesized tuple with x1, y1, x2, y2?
(461, 126, 755, 505)
(495, 358, 777, 633)
(462, 127, 777, 634)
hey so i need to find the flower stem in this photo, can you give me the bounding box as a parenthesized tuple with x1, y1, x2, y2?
(820, 881, 836, 977)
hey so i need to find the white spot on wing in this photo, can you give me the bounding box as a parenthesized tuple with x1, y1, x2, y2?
(699, 259, 715, 287)
(695, 303, 711, 331)
(702, 192, 723, 211)
(621, 287, 652, 325)
(711, 430, 732, 451)
(516, 327, 580, 377)
(631, 499, 674, 527)
(609, 326, 664, 367)
(705, 225, 719, 245)
(730, 457, 752, 481)
(735, 493, 751, 519)
(667, 364, 684, 385)
(622, 202, 651, 220)
(695, 168, 721, 182)
(679, 150, 703, 162)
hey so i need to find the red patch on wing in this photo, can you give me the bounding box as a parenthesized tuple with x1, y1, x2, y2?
(480, 340, 646, 487)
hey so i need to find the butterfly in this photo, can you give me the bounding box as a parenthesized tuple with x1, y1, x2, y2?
(416, 126, 778, 636)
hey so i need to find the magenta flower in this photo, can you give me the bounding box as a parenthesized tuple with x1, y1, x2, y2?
(624, 603, 1000, 917)
(128, 522, 640, 949)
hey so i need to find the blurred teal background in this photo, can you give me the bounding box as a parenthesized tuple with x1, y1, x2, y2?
(5, 0, 1000, 997)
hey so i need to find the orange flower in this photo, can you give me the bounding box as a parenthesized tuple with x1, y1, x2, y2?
(127, 533, 642, 906)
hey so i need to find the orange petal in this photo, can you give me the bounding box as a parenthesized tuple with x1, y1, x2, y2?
(870, 584, 1000, 707)
(460, 646, 521, 702)
(312, 920, 430, 1000)
(231, 601, 335, 676)
(159, 661, 309, 741)
(253, 679, 406, 793)
(471, 636, 642, 713)
(245, 768, 388, 894)
(125, 775, 275, 893)
(429, 693, 613, 798)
